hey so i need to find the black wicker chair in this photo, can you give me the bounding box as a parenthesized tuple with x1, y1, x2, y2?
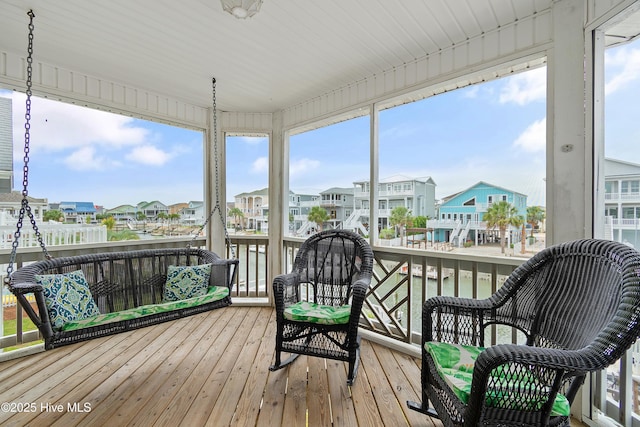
(408, 239, 640, 426)
(269, 229, 374, 385)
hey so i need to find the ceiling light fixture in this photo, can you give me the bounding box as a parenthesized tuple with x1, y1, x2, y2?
(221, 0, 263, 19)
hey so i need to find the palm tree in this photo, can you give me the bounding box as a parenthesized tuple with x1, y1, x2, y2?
(483, 201, 524, 254)
(228, 207, 244, 230)
(526, 206, 546, 237)
(157, 212, 169, 232)
(389, 206, 412, 246)
(101, 216, 116, 231)
(308, 206, 330, 232)
(136, 211, 147, 232)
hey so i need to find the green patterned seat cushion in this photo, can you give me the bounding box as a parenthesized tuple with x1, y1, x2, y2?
(425, 342, 570, 417)
(283, 301, 351, 325)
(61, 286, 229, 332)
(163, 263, 212, 302)
(35, 270, 101, 329)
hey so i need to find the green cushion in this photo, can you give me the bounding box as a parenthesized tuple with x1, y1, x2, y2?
(163, 264, 212, 302)
(283, 301, 351, 325)
(426, 342, 570, 417)
(61, 286, 229, 331)
(35, 270, 101, 328)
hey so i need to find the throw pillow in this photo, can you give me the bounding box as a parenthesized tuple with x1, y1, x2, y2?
(35, 270, 101, 329)
(163, 264, 212, 302)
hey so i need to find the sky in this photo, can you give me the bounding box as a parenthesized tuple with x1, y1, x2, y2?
(1, 90, 205, 208)
(2, 39, 640, 211)
(229, 38, 640, 208)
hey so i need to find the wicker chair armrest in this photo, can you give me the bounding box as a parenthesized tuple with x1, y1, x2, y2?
(272, 272, 300, 311)
(348, 276, 370, 318)
(475, 344, 596, 375)
(424, 295, 494, 313)
(7, 281, 53, 340)
(10, 281, 43, 294)
(209, 257, 239, 291)
(465, 344, 595, 423)
(423, 296, 495, 345)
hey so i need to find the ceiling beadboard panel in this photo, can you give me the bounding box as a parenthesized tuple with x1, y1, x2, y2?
(0, 0, 557, 115)
(0, 0, 637, 133)
(283, 9, 553, 130)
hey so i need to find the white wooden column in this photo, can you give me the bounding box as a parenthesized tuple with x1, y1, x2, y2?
(548, 0, 591, 420)
(268, 111, 286, 303)
(546, 0, 591, 245)
(370, 103, 380, 245)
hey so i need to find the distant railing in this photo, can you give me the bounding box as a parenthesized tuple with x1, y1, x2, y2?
(605, 192, 640, 201)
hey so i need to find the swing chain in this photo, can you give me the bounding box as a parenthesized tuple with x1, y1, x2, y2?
(5, 10, 51, 285)
(187, 78, 236, 259)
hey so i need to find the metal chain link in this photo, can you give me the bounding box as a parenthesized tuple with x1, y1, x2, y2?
(187, 78, 236, 258)
(5, 10, 51, 285)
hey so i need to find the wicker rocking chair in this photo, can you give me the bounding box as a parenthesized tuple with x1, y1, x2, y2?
(269, 229, 374, 385)
(408, 239, 640, 426)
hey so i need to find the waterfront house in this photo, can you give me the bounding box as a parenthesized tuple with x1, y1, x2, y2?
(605, 158, 640, 247)
(178, 201, 204, 224)
(234, 187, 268, 231)
(0, 191, 46, 225)
(136, 200, 169, 222)
(434, 181, 527, 247)
(59, 201, 98, 224)
(288, 191, 319, 235)
(353, 175, 437, 235)
(319, 187, 354, 228)
(105, 204, 137, 222)
(1, 1, 639, 424)
(0, 97, 12, 193)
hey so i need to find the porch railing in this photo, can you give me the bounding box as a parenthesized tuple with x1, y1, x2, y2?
(282, 236, 639, 425)
(1, 235, 637, 424)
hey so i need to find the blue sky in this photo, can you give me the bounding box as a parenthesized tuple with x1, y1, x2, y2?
(227, 69, 548, 206)
(1, 90, 205, 208)
(229, 40, 640, 208)
(2, 40, 639, 210)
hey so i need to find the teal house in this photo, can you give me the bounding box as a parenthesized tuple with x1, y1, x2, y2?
(434, 182, 527, 246)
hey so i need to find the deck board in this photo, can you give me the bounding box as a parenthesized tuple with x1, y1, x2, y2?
(0, 306, 585, 426)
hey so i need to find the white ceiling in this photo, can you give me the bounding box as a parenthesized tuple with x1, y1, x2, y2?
(0, 0, 638, 115)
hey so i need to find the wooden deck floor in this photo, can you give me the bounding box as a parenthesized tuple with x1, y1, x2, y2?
(0, 306, 442, 427)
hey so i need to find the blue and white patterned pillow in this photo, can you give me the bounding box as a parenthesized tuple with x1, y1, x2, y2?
(35, 270, 100, 329)
(163, 264, 212, 302)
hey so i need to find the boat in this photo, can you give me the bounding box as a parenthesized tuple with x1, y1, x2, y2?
(399, 265, 450, 280)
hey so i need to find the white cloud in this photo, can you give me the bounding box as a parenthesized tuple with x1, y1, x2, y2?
(125, 145, 172, 166)
(63, 146, 118, 171)
(462, 86, 480, 98)
(513, 118, 546, 153)
(251, 156, 269, 173)
(499, 67, 546, 105)
(290, 158, 320, 176)
(238, 136, 268, 145)
(605, 47, 640, 95)
(9, 93, 149, 159)
(380, 124, 418, 141)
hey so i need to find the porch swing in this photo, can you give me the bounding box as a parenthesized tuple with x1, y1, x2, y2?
(5, 10, 238, 350)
